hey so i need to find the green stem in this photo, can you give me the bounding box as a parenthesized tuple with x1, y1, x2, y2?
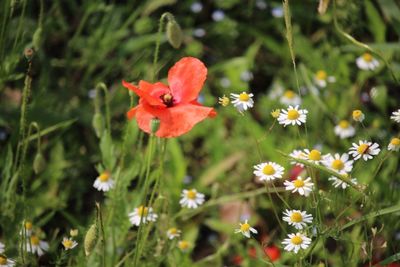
(96, 203, 106, 267)
(133, 134, 156, 267)
(152, 12, 173, 81)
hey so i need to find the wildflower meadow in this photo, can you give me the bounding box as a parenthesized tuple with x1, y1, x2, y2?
(1, 0, 400, 266)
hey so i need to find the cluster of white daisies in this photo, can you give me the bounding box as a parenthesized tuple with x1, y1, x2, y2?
(232, 106, 400, 254)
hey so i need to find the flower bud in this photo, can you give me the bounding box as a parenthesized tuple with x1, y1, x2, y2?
(150, 118, 160, 134)
(166, 19, 183, 49)
(352, 109, 365, 122)
(24, 47, 34, 61)
(33, 153, 46, 174)
(70, 229, 79, 237)
(92, 113, 104, 138)
(84, 224, 98, 256)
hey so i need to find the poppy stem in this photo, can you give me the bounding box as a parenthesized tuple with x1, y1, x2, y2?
(152, 12, 173, 81)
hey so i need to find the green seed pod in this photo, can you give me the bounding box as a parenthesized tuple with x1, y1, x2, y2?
(84, 224, 98, 256)
(32, 27, 42, 51)
(166, 19, 183, 49)
(33, 153, 46, 174)
(92, 113, 104, 138)
(150, 118, 160, 134)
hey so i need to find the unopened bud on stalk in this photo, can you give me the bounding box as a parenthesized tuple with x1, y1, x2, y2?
(92, 113, 104, 138)
(24, 47, 34, 61)
(33, 152, 46, 174)
(84, 224, 98, 256)
(150, 118, 160, 134)
(166, 18, 183, 49)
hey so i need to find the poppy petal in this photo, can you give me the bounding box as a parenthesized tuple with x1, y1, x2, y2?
(138, 81, 170, 99)
(126, 107, 137, 120)
(168, 57, 207, 103)
(122, 80, 166, 108)
(134, 103, 215, 138)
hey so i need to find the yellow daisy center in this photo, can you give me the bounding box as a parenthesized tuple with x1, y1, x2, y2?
(137, 206, 148, 217)
(25, 221, 33, 230)
(316, 70, 327, 80)
(284, 90, 295, 99)
(390, 138, 400, 146)
(362, 53, 373, 62)
(262, 164, 275, 175)
(352, 110, 362, 120)
(290, 212, 303, 223)
(357, 144, 369, 154)
(331, 159, 344, 170)
(168, 228, 178, 235)
(291, 235, 303, 245)
(0, 256, 7, 265)
(186, 190, 197, 199)
(178, 241, 190, 250)
(63, 239, 74, 248)
(308, 150, 321, 161)
(99, 172, 110, 182)
(240, 223, 250, 232)
(339, 120, 349, 129)
(287, 109, 300, 120)
(239, 93, 250, 101)
(293, 179, 304, 188)
(31, 235, 40, 246)
(219, 96, 230, 107)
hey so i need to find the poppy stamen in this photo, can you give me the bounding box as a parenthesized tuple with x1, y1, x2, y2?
(161, 93, 174, 107)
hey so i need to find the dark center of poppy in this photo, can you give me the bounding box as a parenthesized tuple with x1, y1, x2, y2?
(161, 93, 174, 107)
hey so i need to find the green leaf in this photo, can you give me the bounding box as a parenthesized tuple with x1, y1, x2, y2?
(100, 133, 116, 170)
(365, 1, 386, 43)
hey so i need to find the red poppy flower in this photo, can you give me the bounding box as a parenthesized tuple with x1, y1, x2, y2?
(122, 57, 216, 138)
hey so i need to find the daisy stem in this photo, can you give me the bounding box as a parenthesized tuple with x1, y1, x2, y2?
(371, 151, 391, 181)
(264, 183, 286, 233)
(96, 203, 106, 267)
(133, 134, 156, 266)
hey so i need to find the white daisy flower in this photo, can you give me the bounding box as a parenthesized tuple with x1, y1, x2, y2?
(27, 235, 49, 256)
(282, 209, 313, 230)
(0, 242, 4, 253)
(177, 240, 191, 252)
(284, 176, 314, 196)
(230, 92, 254, 113)
(212, 10, 225, 21)
(268, 84, 284, 100)
(314, 70, 335, 88)
(349, 140, 380, 161)
(253, 162, 285, 181)
(234, 220, 258, 238)
(128, 206, 158, 226)
(391, 109, 400, 123)
(193, 28, 206, 38)
(388, 137, 400, 152)
(303, 149, 322, 165)
(277, 105, 308, 126)
(20, 221, 33, 237)
(322, 153, 353, 174)
(352, 110, 365, 122)
(356, 53, 379, 70)
(280, 90, 301, 106)
(271, 6, 284, 18)
(166, 228, 181, 240)
(240, 70, 254, 82)
(62, 237, 78, 250)
(180, 189, 205, 209)
(190, 2, 203, 13)
(219, 77, 231, 88)
(328, 176, 358, 190)
(289, 149, 307, 167)
(282, 232, 311, 254)
(0, 255, 15, 267)
(334, 120, 355, 139)
(93, 171, 115, 192)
